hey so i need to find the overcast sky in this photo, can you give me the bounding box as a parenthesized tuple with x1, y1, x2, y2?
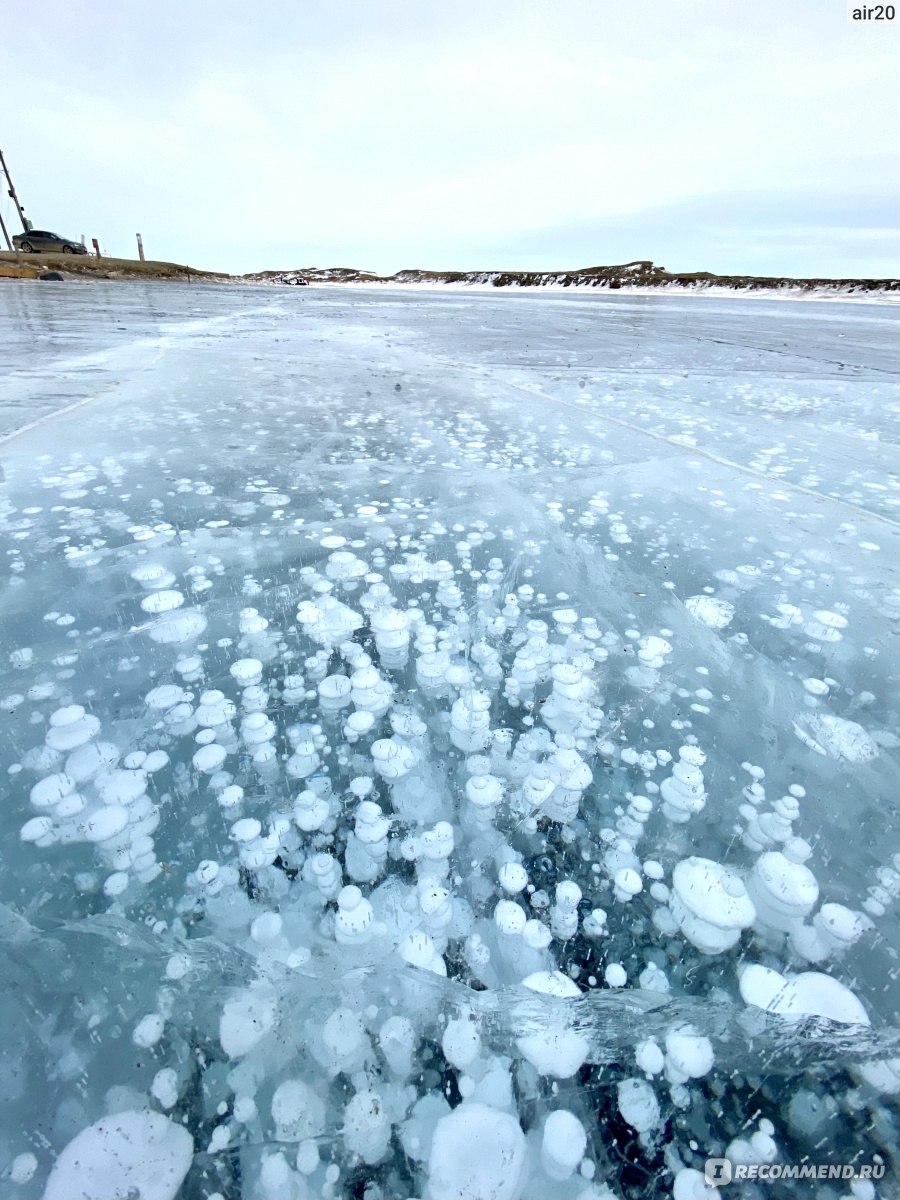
(2, 0, 898, 277)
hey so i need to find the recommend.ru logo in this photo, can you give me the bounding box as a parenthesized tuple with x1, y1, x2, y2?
(704, 1159, 733, 1186)
(705, 1158, 886, 1187)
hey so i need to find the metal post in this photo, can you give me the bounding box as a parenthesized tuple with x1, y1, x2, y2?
(92, 238, 101, 258)
(0, 149, 29, 231)
(0, 208, 13, 252)
(136, 233, 145, 262)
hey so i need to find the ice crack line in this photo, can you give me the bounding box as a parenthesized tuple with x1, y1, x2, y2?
(485, 369, 900, 533)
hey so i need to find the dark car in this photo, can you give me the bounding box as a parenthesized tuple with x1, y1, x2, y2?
(13, 229, 88, 254)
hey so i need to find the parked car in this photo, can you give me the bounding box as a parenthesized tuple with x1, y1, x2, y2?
(13, 230, 88, 254)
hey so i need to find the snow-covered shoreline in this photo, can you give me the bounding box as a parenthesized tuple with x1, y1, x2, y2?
(241, 258, 898, 301)
(250, 277, 900, 303)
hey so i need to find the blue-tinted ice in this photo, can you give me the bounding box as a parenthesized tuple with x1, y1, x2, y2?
(1, 282, 898, 1199)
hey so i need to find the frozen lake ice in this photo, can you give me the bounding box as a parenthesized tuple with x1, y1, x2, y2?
(1, 281, 898, 1198)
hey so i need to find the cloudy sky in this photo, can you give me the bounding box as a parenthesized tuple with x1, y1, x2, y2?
(2, 0, 897, 277)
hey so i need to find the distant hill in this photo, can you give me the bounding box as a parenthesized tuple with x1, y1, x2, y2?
(0, 251, 227, 282)
(240, 260, 898, 296)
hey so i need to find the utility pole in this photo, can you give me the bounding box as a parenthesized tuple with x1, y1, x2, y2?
(0, 209, 13, 252)
(0, 149, 29, 231)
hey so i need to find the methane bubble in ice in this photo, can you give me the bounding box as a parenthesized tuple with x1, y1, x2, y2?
(428, 1104, 527, 1200)
(43, 1110, 193, 1200)
(684, 594, 734, 629)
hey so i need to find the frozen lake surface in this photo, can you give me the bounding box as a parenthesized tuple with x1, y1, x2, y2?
(1, 282, 898, 1199)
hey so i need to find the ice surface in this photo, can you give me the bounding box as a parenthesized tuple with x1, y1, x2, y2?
(0, 282, 898, 1198)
